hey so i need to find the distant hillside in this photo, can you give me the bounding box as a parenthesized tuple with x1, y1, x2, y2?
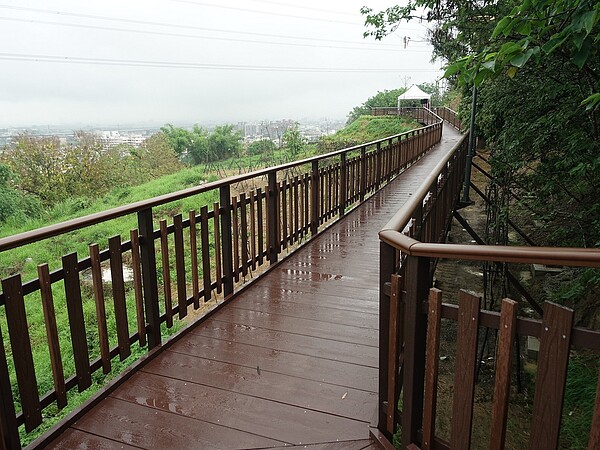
(319, 115, 420, 152)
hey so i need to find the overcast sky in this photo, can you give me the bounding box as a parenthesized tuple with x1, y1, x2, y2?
(0, 0, 443, 128)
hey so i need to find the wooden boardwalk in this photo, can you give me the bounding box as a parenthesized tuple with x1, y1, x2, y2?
(43, 124, 462, 450)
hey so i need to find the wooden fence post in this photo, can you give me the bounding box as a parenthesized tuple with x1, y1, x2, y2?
(402, 255, 430, 449)
(268, 171, 280, 263)
(310, 162, 319, 235)
(360, 147, 367, 201)
(378, 241, 395, 438)
(219, 185, 234, 296)
(137, 208, 161, 349)
(339, 153, 347, 218)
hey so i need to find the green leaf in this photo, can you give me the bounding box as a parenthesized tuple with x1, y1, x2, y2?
(507, 66, 518, 78)
(482, 60, 496, 71)
(510, 48, 534, 68)
(443, 62, 462, 77)
(572, 37, 592, 69)
(492, 17, 512, 38)
(542, 33, 569, 54)
(581, 93, 600, 110)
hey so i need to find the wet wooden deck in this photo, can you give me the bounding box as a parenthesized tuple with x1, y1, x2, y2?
(43, 124, 462, 450)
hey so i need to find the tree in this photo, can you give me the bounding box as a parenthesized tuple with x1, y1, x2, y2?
(130, 133, 182, 178)
(208, 125, 242, 160)
(0, 163, 41, 222)
(247, 139, 276, 156)
(282, 124, 305, 157)
(346, 88, 407, 124)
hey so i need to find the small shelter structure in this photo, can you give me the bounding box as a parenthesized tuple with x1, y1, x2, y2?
(397, 85, 431, 108)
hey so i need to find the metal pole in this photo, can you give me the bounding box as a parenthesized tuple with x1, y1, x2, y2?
(461, 85, 477, 203)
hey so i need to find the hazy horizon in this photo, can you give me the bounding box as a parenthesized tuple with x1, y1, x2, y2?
(0, 0, 443, 128)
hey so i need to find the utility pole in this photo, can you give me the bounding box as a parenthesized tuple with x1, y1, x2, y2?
(461, 85, 477, 204)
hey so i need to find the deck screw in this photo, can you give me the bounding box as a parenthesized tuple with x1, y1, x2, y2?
(545, 327, 549, 331)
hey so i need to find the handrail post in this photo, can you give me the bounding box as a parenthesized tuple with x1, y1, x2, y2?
(267, 171, 280, 263)
(310, 162, 319, 235)
(339, 153, 347, 218)
(137, 208, 161, 349)
(360, 147, 367, 201)
(402, 255, 430, 449)
(378, 240, 395, 440)
(219, 185, 234, 296)
(376, 142, 382, 189)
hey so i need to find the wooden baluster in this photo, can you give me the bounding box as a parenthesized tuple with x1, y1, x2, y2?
(2, 275, 43, 431)
(293, 176, 299, 242)
(529, 302, 574, 450)
(109, 236, 131, 360)
(89, 245, 110, 373)
(0, 317, 19, 449)
(173, 214, 187, 319)
(422, 288, 442, 450)
(189, 210, 200, 309)
(489, 298, 518, 450)
(450, 290, 481, 450)
(340, 153, 347, 218)
(159, 219, 173, 328)
(219, 185, 234, 297)
(281, 180, 288, 249)
(268, 171, 280, 263)
(137, 208, 161, 348)
(256, 188, 264, 265)
(130, 230, 147, 346)
(213, 202, 223, 294)
(200, 206, 212, 301)
(232, 196, 240, 282)
(249, 191, 257, 270)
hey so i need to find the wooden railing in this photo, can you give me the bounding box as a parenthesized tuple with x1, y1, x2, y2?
(371, 106, 462, 132)
(376, 112, 600, 449)
(0, 108, 443, 448)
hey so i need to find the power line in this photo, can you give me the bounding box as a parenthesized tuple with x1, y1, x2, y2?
(0, 4, 409, 49)
(0, 16, 433, 53)
(244, 0, 357, 17)
(168, 0, 360, 25)
(0, 52, 442, 73)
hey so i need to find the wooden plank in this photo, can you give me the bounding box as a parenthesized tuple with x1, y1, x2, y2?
(159, 219, 173, 327)
(143, 351, 376, 422)
(45, 429, 140, 450)
(212, 308, 377, 346)
(109, 235, 131, 360)
(213, 202, 222, 294)
(188, 210, 200, 309)
(422, 288, 442, 450)
(269, 440, 376, 450)
(38, 264, 67, 409)
(111, 371, 370, 445)
(249, 190, 257, 270)
(173, 214, 187, 319)
(230, 296, 378, 328)
(200, 205, 211, 302)
(489, 298, 517, 450)
(0, 319, 20, 449)
(191, 319, 377, 367)
(130, 230, 146, 347)
(529, 302, 574, 450)
(256, 188, 264, 265)
(62, 252, 92, 392)
(450, 290, 481, 450)
(589, 365, 600, 450)
(71, 397, 284, 449)
(89, 244, 111, 374)
(170, 333, 378, 392)
(232, 195, 240, 281)
(1, 275, 42, 431)
(239, 193, 249, 276)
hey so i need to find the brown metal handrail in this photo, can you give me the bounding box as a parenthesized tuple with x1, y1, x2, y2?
(378, 136, 600, 268)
